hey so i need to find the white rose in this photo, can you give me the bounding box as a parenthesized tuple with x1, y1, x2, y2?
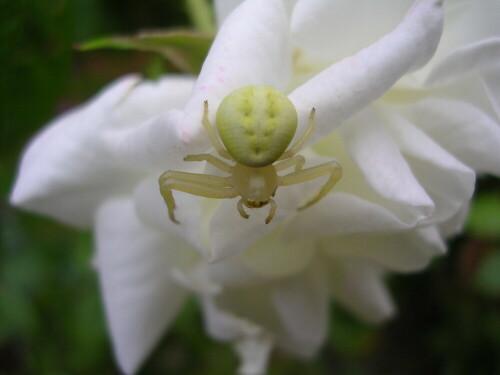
(11, 0, 500, 374)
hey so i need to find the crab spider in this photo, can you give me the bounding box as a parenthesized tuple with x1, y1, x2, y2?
(159, 85, 342, 224)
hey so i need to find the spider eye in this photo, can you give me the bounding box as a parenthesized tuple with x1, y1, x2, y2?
(216, 85, 298, 167)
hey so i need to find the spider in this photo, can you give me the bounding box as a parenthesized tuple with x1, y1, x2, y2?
(159, 85, 342, 224)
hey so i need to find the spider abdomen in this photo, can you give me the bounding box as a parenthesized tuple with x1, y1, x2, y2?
(216, 85, 298, 167)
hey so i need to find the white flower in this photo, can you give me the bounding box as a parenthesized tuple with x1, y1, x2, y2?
(10, 0, 500, 374)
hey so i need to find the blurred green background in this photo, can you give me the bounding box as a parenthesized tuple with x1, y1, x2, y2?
(1, 1, 499, 374)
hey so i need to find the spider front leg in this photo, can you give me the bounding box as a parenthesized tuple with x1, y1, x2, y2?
(274, 155, 305, 173)
(279, 107, 316, 160)
(278, 161, 342, 210)
(202, 101, 235, 161)
(184, 153, 233, 173)
(159, 170, 237, 224)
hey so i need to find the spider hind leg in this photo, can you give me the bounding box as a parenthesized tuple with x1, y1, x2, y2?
(278, 161, 342, 211)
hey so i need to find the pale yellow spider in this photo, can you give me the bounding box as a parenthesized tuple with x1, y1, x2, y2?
(159, 85, 342, 224)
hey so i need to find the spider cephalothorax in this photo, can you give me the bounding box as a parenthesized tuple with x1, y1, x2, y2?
(159, 85, 342, 224)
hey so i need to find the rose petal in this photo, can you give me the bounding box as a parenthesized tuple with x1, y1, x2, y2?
(406, 159, 474, 224)
(289, 0, 444, 139)
(291, 0, 413, 62)
(238, 225, 315, 280)
(202, 288, 265, 341)
(424, 38, 500, 86)
(406, 98, 500, 176)
(102, 78, 200, 172)
(133, 175, 204, 254)
(94, 198, 192, 375)
(194, 274, 276, 374)
(271, 263, 329, 357)
(289, 136, 433, 236)
(479, 66, 500, 118)
(329, 259, 395, 323)
(321, 226, 445, 272)
(201, 294, 273, 375)
(10, 76, 142, 227)
(408, 0, 500, 84)
(384, 106, 475, 223)
(110, 75, 196, 128)
(206, 199, 278, 262)
(204, 282, 322, 359)
(339, 107, 434, 221)
(214, 0, 244, 27)
(399, 72, 497, 125)
(234, 333, 273, 375)
(191, 271, 275, 375)
(197, 0, 291, 93)
(284, 192, 424, 241)
(206, 255, 264, 288)
(429, 0, 500, 65)
(442, 0, 500, 44)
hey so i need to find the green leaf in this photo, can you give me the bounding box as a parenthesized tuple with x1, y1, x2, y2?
(77, 30, 213, 74)
(186, 0, 216, 35)
(466, 193, 500, 239)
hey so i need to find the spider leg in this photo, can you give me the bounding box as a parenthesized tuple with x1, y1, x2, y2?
(279, 107, 316, 160)
(202, 101, 235, 161)
(159, 170, 236, 224)
(184, 153, 233, 173)
(237, 198, 249, 219)
(266, 199, 277, 224)
(278, 161, 342, 210)
(274, 155, 305, 172)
